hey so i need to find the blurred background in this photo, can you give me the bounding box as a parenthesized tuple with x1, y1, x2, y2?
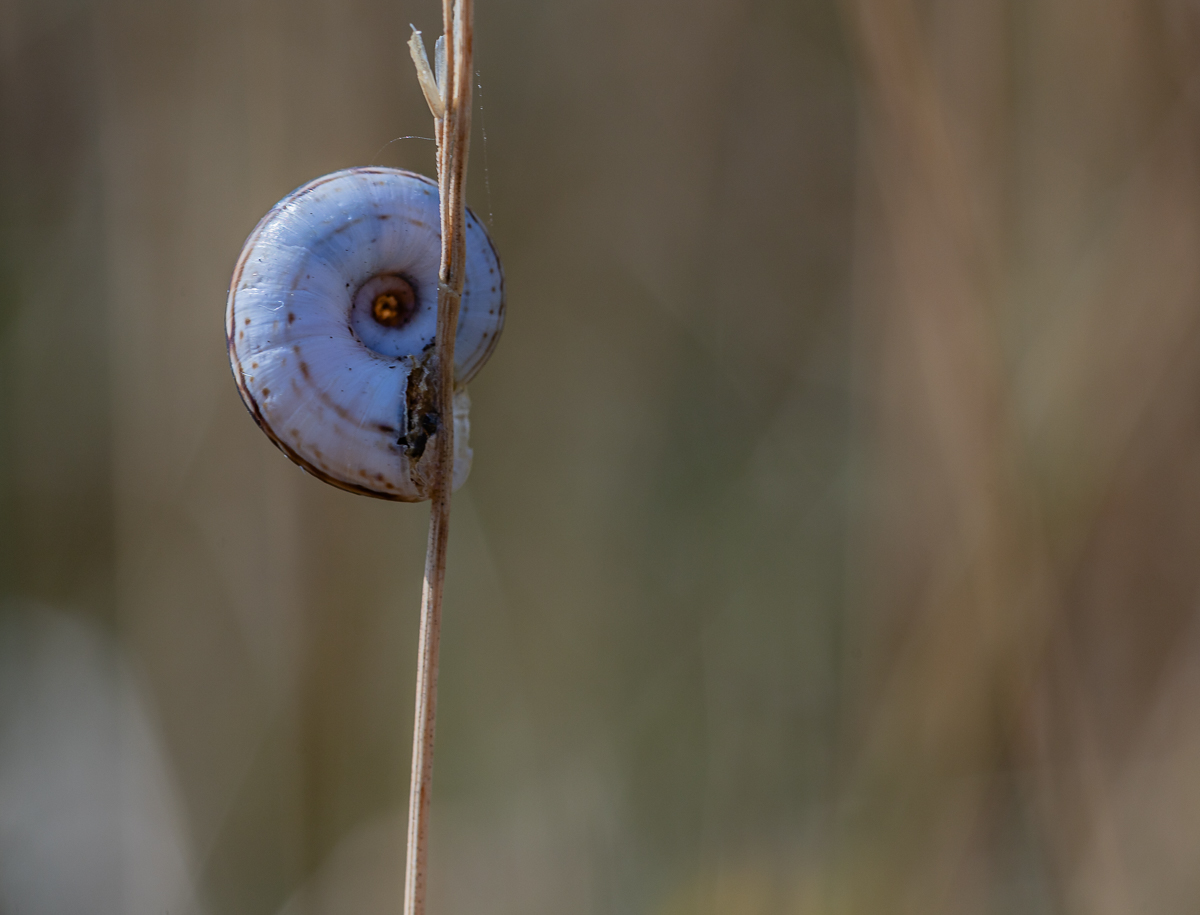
(4, 0, 1200, 912)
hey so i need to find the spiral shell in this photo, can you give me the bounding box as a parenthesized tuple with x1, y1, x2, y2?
(226, 167, 504, 501)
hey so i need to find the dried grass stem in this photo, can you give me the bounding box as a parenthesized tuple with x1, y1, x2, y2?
(403, 2, 473, 914)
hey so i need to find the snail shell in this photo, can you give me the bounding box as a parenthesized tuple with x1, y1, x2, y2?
(226, 167, 504, 501)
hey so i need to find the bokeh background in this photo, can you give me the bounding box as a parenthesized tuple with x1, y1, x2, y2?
(4, 0, 1200, 912)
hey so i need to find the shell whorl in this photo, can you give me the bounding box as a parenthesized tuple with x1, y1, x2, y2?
(226, 167, 504, 501)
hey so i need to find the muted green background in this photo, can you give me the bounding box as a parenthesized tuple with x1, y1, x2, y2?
(5, 1, 1200, 913)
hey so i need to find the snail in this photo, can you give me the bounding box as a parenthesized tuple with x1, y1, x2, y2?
(226, 166, 504, 501)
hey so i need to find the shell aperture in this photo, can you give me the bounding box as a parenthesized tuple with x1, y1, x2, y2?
(226, 167, 504, 501)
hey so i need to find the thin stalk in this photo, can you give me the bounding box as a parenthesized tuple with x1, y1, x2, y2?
(403, 3, 473, 915)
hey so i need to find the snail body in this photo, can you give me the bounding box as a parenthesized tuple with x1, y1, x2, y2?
(226, 167, 504, 500)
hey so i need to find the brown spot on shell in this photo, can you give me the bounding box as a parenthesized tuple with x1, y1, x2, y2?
(290, 356, 362, 424)
(370, 277, 417, 328)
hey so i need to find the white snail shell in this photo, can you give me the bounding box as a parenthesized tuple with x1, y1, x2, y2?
(226, 167, 504, 501)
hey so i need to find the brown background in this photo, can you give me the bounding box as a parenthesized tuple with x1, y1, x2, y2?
(3, 1, 1200, 913)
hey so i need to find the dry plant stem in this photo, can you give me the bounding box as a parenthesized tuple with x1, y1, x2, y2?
(403, 2, 473, 915)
